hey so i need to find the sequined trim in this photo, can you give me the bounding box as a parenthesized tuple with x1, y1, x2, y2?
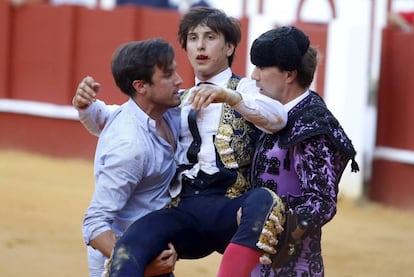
(216, 76, 260, 198)
(214, 76, 241, 170)
(215, 122, 238, 168)
(256, 189, 286, 265)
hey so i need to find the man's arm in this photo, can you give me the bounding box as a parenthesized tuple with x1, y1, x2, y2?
(90, 231, 177, 276)
(82, 107, 177, 275)
(90, 230, 117, 258)
(291, 135, 344, 228)
(73, 76, 119, 136)
(188, 81, 287, 134)
(232, 90, 287, 134)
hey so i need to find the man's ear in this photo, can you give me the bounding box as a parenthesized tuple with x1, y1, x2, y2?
(132, 80, 146, 95)
(226, 43, 235, 57)
(286, 70, 298, 84)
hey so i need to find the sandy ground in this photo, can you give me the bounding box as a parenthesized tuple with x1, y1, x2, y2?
(1, 150, 414, 277)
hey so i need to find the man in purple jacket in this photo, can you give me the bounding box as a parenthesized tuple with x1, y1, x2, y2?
(217, 25, 359, 277)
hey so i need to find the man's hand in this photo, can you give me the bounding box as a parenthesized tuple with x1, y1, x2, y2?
(237, 207, 242, 226)
(188, 84, 242, 110)
(144, 243, 177, 277)
(72, 76, 101, 110)
(89, 230, 118, 258)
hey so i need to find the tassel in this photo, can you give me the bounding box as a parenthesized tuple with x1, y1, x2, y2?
(351, 158, 359, 173)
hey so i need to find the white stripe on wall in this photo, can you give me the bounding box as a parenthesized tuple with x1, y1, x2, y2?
(374, 146, 414, 165)
(0, 99, 78, 120)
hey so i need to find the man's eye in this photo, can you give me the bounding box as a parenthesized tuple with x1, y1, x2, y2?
(164, 71, 173, 78)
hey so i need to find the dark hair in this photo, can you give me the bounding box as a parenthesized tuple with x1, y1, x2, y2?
(296, 46, 318, 88)
(250, 26, 317, 89)
(177, 7, 241, 67)
(250, 26, 310, 71)
(111, 38, 175, 97)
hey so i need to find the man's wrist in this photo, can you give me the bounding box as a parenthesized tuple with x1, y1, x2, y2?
(225, 89, 242, 106)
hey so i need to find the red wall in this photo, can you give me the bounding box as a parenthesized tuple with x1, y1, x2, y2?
(0, 3, 248, 105)
(10, 4, 77, 104)
(375, 28, 414, 150)
(370, 27, 414, 211)
(0, 1, 12, 98)
(0, 2, 248, 159)
(0, 113, 98, 159)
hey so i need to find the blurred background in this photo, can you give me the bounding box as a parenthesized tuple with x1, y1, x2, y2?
(1, 0, 414, 276)
(1, 0, 414, 211)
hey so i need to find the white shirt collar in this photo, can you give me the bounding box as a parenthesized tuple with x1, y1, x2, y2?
(195, 68, 232, 87)
(284, 89, 310, 112)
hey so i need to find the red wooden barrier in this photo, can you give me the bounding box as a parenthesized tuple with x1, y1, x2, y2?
(370, 27, 414, 211)
(371, 160, 414, 210)
(0, 112, 98, 159)
(0, 1, 12, 99)
(73, 6, 141, 105)
(10, 4, 76, 104)
(1, 3, 247, 105)
(72, 5, 196, 105)
(233, 16, 249, 77)
(375, 28, 414, 150)
(0, 2, 249, 159)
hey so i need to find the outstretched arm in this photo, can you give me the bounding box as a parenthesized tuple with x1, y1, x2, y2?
(73, 76, 119, 136)
(188, 81, 287, 134)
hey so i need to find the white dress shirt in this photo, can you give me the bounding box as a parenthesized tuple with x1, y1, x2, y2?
(175, 68, 287, 181)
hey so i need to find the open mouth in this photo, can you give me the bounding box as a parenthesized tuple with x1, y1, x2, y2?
(196, 55, 209, 60)
(257, 86, 265, 93)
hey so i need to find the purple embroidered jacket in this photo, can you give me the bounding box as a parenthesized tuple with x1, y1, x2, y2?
(250, 91, 358, 277)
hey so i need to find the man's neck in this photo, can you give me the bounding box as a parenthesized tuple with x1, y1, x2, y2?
(131, 97, 165, 122)
(195, 67, 231, 85)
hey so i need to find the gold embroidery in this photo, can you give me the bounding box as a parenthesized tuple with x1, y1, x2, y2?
(214, 76, 260, 198)
(225, 171, 251, 198)
(181, 77, 260, 198)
